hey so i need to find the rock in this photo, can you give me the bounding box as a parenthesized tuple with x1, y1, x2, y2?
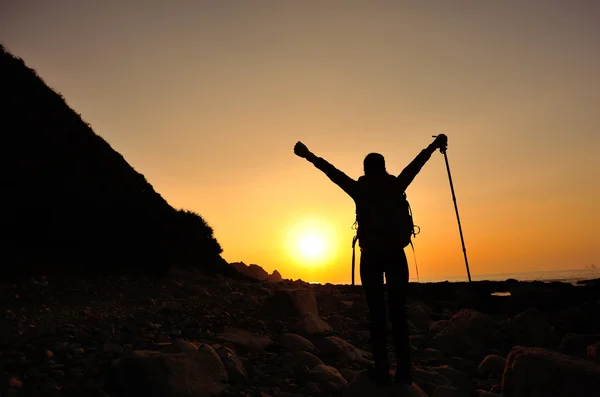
(7, 376, 22, 389)
(406, 303, 432, 333)
(450, 309, 496, 339)
(476, 379, 499, 391)
(216, 327, 272, 350)
(229, 262, 282, 282)
(162, 339, 199, 353)
(420, 348, 446, 360)
(264, 289, 332, 335)
(278, 333, 315, 353)
(320, 336, 372, 365)
(454, 285, 477, 306)
(428, 323, 487, 359)
(506, 309, 557, 348)
(284, 351, 324, 370)
(302, 381, 321, 396)
(428, 309, 497, 359)
(107, 348, 228, 397)
(339, 368, 358, 383)
(431, 386, 467, 397)
(338, 301, 354, 310)
(477, 355, 506, 379)
(502, 346, 600, 397)
(213, 344, 248, 385)
(559, 333, 600, 358)
(588, 342, 600, 361)
(431, 366, 468, 391)
(309, 364, 348, 392)
(229, 262, 267, 280)
(344, 370, 429, 397)
(413, 367, 453, 389)
(269, 270, 283, 283)
(429, 320, 449, 336)
(415, 380, 437, 396)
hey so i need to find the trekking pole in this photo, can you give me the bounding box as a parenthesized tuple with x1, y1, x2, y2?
(351, 235, 358, 286)
(433, 136, 472, 282)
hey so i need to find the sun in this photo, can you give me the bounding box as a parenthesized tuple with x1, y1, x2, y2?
(298, 233, 326, 259)
(284, 217, 338, 266)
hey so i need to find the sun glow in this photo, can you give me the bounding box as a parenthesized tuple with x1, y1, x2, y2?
(298, 233, 325, 259)
(284, 217, 338, 266)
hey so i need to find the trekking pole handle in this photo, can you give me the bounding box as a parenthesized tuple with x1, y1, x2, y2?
(432, 135, 448, 154)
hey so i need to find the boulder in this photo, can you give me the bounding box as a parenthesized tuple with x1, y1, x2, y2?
(161, 339, 200, 354)
(559, 333, 600, 358)
(476, 379, 500, 392)
(309, 364, 348, 392)
(431, 366, 468, 391)
(450, 309, 496, 339)
(106, 348, 228, 397)
(339, 368, 359, 383)
(418, 348, 451, 366)
(428, 309, 498, 359)
(428, 323, 488, 359)
(502, 346, 600, 397)
(429, 320, 449, 336)
(431, 386, 468, 397)
(406, 303, 432, 333)
(506, 309, 557, 348)
(344, 370, 428, 397)
(215, 327, 272, 351)
(413, 367, 453, 390)
(279, 333, 316, 353)
(319, 336, 372, 365)
(588, 342, 600, 362)
(477, 355, 506, 379)
(284, 351, 324, 371)
(264, 289, 332, 335)
(213, 344, 248, 385)
(229, 262, 269, 280)
(269, 270, 283, 282)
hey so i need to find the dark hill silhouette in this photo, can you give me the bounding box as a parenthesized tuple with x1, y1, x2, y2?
(1, 44, 239, 278)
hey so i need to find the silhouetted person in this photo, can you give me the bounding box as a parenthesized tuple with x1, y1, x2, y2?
(293, 135, 448, 386)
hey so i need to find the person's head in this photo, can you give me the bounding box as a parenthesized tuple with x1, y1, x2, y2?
(363, 152, 387, 175)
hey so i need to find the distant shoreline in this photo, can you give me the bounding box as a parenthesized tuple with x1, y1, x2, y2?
(307, 267, 600, 286)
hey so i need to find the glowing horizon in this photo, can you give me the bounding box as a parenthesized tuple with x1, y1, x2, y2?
(1, 1, 598, 284)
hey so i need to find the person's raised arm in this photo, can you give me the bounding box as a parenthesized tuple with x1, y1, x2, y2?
(397, 135, 447, 191)
(294, 141, 357, 199)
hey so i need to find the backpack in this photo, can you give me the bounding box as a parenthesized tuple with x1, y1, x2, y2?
(353, 174, 419, 249)
(350, 174, 420, 285)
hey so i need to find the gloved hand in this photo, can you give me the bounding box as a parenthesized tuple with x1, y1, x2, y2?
(294, 141, 313, 159)
(432, 134, 448, 151)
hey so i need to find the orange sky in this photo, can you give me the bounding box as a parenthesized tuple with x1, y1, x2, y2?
(2, 1, 599, 283)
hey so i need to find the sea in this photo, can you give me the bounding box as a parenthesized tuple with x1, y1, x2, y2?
(409, 268, 600, 285)
(311, 268, 600, 286)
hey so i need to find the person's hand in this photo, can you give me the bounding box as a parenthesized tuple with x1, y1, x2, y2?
(432, 134, 448, 151)
(294, 141, 312, 159)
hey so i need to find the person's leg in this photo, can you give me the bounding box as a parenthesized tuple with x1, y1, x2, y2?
(359, 249, 390, 383)
(384, 248, 412, 385)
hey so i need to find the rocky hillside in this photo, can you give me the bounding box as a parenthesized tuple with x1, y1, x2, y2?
(0, 44, 230, 277)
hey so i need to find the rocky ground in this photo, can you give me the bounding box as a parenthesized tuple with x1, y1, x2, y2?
(1, 267, 600, 397)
